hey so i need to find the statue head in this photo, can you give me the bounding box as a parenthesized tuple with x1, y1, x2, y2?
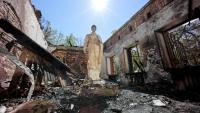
(91, 25, 97, 33)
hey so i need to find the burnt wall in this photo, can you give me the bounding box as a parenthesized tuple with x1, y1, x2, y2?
(0, 0, 71, 98)
(102, 0, 200, 88)
(104, 0, 175, 49)
(0, 0, 47, 48)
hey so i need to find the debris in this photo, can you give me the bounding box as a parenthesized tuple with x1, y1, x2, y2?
(1, 86, 200, 113)
(9, 100, 56, 113)
(0, 48, 35, 101)
(0, 106, 6, 113)
(6, 107, 13, 112)
(129, 103, 137, 107)
(93, 79, 106, 85)
(153, 99, 166, 107)
(70, 104, 74, 110)
(123, 105, 153, 113)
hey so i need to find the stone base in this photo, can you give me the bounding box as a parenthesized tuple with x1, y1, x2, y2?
(88, 70, 100, 80)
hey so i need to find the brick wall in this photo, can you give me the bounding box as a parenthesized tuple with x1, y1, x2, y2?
(52, 46, 88, 77)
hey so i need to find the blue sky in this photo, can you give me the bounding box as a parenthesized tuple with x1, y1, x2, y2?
(32, 0, 149, 43)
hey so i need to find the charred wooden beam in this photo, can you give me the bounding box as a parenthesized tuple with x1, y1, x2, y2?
(0, 19, 70, 72)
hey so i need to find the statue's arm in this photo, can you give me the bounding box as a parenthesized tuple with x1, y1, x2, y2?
(98, 35, 104, 64)
(98, 35, 102, 43)
(83, 35, 89, 53)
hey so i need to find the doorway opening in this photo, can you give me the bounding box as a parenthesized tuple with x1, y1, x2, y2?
(127, 45, 145, 85)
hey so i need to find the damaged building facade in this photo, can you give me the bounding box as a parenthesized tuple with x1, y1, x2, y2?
(0, 0, 199, 98)
(0, 0, 72, 99)
(102, 0, 200, 92)
(1, 0, 200, 112)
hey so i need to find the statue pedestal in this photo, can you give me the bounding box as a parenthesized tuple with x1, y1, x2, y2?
(88, 69, 101, 80)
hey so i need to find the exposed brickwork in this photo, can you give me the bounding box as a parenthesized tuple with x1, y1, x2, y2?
(0, 1, 22, 30)
(51, 46, 88, 77)
(0, 53, 16, 90)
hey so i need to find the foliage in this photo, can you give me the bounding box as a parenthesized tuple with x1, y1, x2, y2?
(169, 18, 200, 65)
(114, 56, 120, 75)
(131, 47, 143, 73)
(39, 18, 62, 45)
(64, 34, 78, 47)
(111, 29, 118, 34)
(39, 18, 83, 46)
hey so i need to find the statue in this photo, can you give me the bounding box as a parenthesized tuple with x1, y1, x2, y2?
(84, 25, 103, 80)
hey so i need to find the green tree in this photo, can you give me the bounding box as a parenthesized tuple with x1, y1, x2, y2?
(64, 34, 78, 47)
(40, 18, 82, 46)
(111, 29, 118, 34)
(40, 18, 67, 45)
(39, 18, 58, 44)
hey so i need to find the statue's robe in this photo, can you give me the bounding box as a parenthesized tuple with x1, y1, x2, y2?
(84, 33, 103, 80)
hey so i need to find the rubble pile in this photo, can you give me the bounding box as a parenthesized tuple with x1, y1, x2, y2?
(0, 81, 119, 113)
(103, 89, 200, 113)
(1, 82, 200, 113)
